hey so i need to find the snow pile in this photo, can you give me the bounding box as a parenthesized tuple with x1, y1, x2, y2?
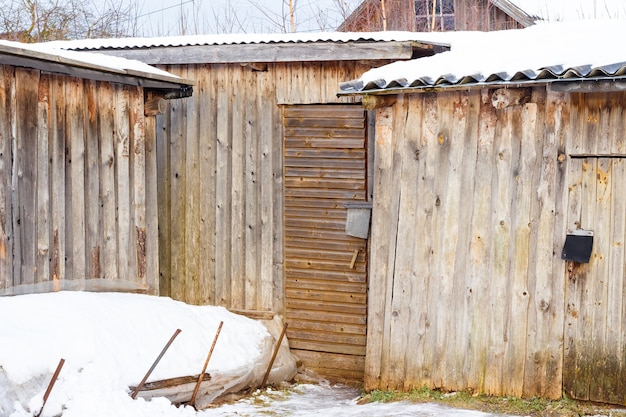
(355, 20, 626, 90)
(0, 292, 296, 417)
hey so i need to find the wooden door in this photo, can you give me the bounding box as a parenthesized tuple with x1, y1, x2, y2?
(564, 157, 626, 405)
(283, 104, 369, 382)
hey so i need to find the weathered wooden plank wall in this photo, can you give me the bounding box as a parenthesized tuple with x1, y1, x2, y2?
(0, 65, 157, 294)
(157, 62, 367, 311)
(366, 88, 568, 398)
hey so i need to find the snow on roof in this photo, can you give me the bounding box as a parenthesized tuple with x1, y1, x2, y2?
(43, 31, 450, 51)
(510, 0, 626, 22)
(0, 39, 188, 85)
(340, 20, 626, 93)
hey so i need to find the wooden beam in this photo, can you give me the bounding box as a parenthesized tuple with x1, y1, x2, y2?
(362, 94, 397, 110)
(144, 96, 166, 116)
(91, 41, 423, 65)
(491, 87, 532, 109)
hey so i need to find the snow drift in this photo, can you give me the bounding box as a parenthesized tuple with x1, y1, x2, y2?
(0, 291, 297, 416)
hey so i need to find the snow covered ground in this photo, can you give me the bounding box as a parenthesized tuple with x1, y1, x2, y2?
(0, 291, 512, 417)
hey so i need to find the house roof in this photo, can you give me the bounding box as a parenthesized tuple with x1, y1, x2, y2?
(0, 39, 193, 91)
(339, 20, 626, 95)
(43, 32, 450, 65)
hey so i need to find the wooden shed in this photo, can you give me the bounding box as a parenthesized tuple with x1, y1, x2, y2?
(55, 32, 448, 382)
(0, 41, 192, 296)
(338, 22, 626, 404)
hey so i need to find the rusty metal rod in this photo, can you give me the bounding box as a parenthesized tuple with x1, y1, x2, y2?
(35, 358, 65, 417)
(189, 321, 224, 408)
(131, 328, 182, 399)
(260, 322, 288, 389)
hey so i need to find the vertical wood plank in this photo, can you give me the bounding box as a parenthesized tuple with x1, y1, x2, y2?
(589, 157, 611, 402)
(415, 93, 439, 389)
(484, 105, 513, 395)
(0, 66, 14, 289)
(386, 96, 413, 390)
(15, 68, 40, 286)
(50, 75, 66, 283)
(364, 105, 395, 390)
(156, 97, 171, 296)
(451, 90, 481, 391)
(114, 85, 131, 283)
(85, 80, 101, 279)
(98, 82, 118, 280)
(230, 65, 245, 308)
(403, 93, 432, 390)
(465, 90, 497, 391)
(244, 69, 259, 310)
(181, 66, 199, 303)
(261, 70, 278, 311)
(144, 114, 159, 295)
(215, 65, 232, 306)
(130, 85, 147, 289)
(36, 74, 51, 283)
(200, 66, 218, 305)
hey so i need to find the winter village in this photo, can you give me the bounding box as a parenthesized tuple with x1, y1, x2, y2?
(2, 0, 626, 415)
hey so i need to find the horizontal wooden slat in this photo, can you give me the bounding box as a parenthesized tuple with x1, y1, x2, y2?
(286, 288, 366, 304)
(290, 340, 366, 356)
(284, 267, 366, 283)
(284, 197, 351, 209)
(287, 309, 367, 325)
(285, 167, 365, 179)
(284, 226, 361, 241)
(285, 247, 364, 261)
(284, 157, 364, 169)
(285, 188, 366, 199)
(285, 237, 364, 252)
(285, 137, 365, 147)
(284, 117, 364, 129)
(284, 177, 365, 190)
(289, 320, 366, 337)
(293, 349, 365, 370)
(285, 259, 367, 273)
(288, 330, 367, 349)
(284, 106, 366, 119)
(286, 277, 366, 293)
(286, 299, 367, 315)
(284, 207, 345, 219)
(284, 217, 347, 231)
(285, 148, 365, 159)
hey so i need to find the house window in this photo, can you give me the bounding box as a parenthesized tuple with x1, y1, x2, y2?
(415, 0, 455, 31)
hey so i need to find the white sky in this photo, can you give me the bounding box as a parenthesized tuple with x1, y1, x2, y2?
(128, 0, 354, 36)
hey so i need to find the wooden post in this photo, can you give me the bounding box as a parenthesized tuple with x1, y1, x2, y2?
(131, 329, 182, 399)
(189, 321, 223, 408)
(261, 322, 288, 388)
(35, 358, 65, 417)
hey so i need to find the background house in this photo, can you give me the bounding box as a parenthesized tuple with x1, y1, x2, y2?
(338, 0, 534, 32)
(339, 20, 626, 405)
(0, 41, 192, 296)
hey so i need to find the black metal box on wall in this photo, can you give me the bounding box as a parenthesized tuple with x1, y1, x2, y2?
(561, 230, 594, 263)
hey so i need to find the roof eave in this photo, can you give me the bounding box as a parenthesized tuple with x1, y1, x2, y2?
(489, 0, 538, 27)
(337, 77, 626, 96)
(80, 40, 450, 66)
(0, 44, 194, 91)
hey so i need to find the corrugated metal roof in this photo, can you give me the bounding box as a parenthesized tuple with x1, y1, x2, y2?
(339, 21, 626, 94)
(340, 62, 626, 93)
(45, 31, 450, 51)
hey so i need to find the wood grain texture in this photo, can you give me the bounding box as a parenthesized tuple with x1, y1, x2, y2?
(0, 65, 154, 294)
(365, 87, 626, 401)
